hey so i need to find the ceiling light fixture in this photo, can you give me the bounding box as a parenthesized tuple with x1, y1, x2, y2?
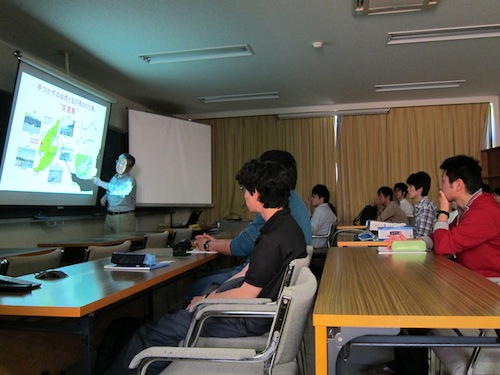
(198, 92, 279, 103)
(139, 44, 254, 64)
(375, 80, 465, 92)
(277, 108, 390, 120)
(387, 24, 500, 45)
(355, 0, 438, 16)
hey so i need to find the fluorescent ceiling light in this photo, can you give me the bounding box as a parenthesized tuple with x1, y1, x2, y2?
(387, 24, 500, 45)
(355, 0, 437, 16)
(199, 92, 279, 103)
(277, 108, 390, 119)
(375, 80, 465, 92)
(277, 112, 335, 120)
(139, 44, 254, 64)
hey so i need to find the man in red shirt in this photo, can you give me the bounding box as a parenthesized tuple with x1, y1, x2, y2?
(424, 154, 500, 277)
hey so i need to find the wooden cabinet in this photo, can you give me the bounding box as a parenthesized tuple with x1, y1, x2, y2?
(480, 147, 500, 191)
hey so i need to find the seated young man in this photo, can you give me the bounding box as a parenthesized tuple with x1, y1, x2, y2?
(406, 171, 437, 237)
(375, 186, 410, 226)
(184, 149, 311, 302)
(424, 155, 500, 277)
(375, 156, 500, 375)
(105, 158, 307, 375)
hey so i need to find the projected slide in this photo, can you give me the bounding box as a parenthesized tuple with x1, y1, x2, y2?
(0, 67, 109, 203)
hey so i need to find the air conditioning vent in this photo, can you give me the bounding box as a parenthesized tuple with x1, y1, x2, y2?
(355, 0, 438, 15)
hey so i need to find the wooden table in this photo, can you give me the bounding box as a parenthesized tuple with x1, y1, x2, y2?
(313, 247, 500, 375)
(0, 248, 218, 374)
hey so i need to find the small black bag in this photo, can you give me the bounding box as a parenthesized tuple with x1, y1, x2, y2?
(353, 205, 378, 225)
(172, 239, 192, 256)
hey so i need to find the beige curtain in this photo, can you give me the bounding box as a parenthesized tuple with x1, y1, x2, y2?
(337, 103, 489, 222)
(199, 116, 336, 223)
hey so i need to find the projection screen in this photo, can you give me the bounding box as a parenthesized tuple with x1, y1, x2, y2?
(128, 109, 212, 206)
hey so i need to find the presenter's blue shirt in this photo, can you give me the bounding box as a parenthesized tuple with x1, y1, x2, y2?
(106, 173, 137, 213)
(229, 190, 312, 257)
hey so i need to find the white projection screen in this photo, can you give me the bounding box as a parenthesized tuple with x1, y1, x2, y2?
(128, 109, 212, 206)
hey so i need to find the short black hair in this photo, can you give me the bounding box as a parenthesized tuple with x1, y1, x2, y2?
(121, 153, 136, 168)
(377, 186, 393, 200)
(259, 150, 297, 189)
(494, 188, 500, 196)
(311, 184, 330, 202)
(393, 182, 408, 196)
(406, 171, 431, 196)
(440, 155, 482, 194)
(236, 159, 290, 209)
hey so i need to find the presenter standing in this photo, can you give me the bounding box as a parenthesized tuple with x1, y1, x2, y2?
(92, 153, 137, 234)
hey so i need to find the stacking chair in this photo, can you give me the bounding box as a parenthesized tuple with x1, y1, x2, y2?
(431, 278, 500, 375)
(312, 221, 336, 248)
(85, 240, 131, 261)
(129, 267, 318, 375)
(171, 228, 193, 244)
(145, 231, 169, 248)
(0, 248, 63, 277)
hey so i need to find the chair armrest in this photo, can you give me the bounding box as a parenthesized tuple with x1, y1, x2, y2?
(188, 297, 273, 313)
(129, 346, 257, 370)
(185, 302, 277, 347)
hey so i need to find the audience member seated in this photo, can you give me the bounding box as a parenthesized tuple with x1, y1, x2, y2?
(424, 155, 500, 277)
(370, 156, 500, 375)
(103, 157, 308, 375)
(393, 182, 414, 220)
(406, 172, 437, 237)
(184, 150, 312, 303)
(307, 184, 337, 248)
(375, 186, 409, 226)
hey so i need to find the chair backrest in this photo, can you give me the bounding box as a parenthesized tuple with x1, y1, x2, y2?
(4, 249, 63, 277)
(86, 240, 131, 261)
(276, 252, 312, 298)
(270, 267, 317, 368)
(172, 228, 193, 244)
(312, 221, 337, 248)
(145, 231, 169, 248)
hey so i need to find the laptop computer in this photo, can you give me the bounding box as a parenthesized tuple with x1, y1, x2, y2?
(171, 210, 202, 228)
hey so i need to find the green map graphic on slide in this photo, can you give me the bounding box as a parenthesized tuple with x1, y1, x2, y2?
(75, 154, 94, 179)
(34, 119, 60, 172)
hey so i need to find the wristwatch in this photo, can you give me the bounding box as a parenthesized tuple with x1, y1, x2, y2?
(204, 240, 211, 251)
(436, 210, 449, 219)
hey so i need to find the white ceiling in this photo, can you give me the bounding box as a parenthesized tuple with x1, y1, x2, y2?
(1, 0, 499, 119)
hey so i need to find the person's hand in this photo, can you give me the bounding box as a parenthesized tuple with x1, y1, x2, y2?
(385, 232, 408, 249)
(438, 190, 451, 212)
(91, 176, 100, 185)
(193, 233, 216, 249)
(100, 195, 107, 206)
(186, 294, 209, 310)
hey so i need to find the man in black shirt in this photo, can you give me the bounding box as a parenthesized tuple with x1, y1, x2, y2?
(105, 158, 307, 375)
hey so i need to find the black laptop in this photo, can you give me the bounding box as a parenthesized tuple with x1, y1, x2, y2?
(171, 210, 202, 228)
